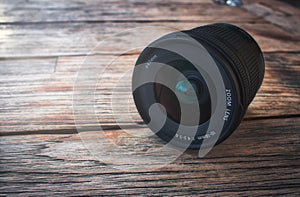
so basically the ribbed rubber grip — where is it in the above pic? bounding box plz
[185,23,265,106]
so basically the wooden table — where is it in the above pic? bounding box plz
[0,0,299,195]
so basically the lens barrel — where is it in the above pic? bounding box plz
[132,23,265,148]
[184,23,265,106]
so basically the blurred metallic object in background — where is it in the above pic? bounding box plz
[213,0,243,6]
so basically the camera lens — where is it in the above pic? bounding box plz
[132,23,265,148]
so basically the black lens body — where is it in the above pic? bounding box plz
[132,23,265,148]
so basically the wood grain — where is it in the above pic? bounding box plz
[244,0,300,34]
[0,0,300,195]
[0,0,258,23]
[0,52,299,135]
[0,22,299,59]
[0,117,299,195]
[0,58,56,75]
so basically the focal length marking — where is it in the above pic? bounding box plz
[145,55,157,68]
[175,130,216,141]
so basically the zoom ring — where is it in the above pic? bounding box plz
[187,23,265,106]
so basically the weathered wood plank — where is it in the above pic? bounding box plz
[243,0,300,35]
[0,0,258,23]
[0,57,56,75]
[0,0,299,195]
[0,53,299,135]
[0,22,299,59]
[0,117,299,195]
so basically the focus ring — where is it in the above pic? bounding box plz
[186,23,264,106]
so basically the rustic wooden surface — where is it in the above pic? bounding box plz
[0,0,300,195]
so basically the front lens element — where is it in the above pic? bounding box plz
[175,79,200,104]
[154,60,211,126]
